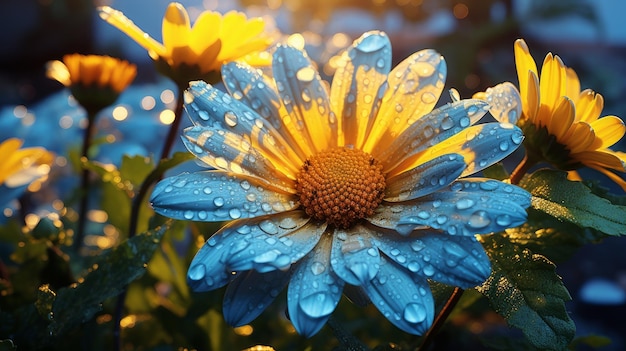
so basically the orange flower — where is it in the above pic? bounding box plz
[47,54,136,113]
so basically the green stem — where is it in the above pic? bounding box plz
[159,87,185,161]
[417,287,464,351]
[113,87,185,351]
[75,111,98,249]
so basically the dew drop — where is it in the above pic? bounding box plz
[407,261,420,272]
[355,32,387,53]
[478,181,498,191]
[440,116,454,130]
[455,198,475,210]
[163,185,173,193]
[511,130,524,144]
[229,208,242,219]
[259,220,279,234]
[421,92,437,104]
[495,214,512,226]
[183,210,194,220]
[310,261,326,275]
[499,140,510,151]
[188,263,206,281]
[213,197,225,207]
[296,66,315,83]
[423,125,435,138]
[403,302,427,323]
[422,264,435,277]
[299,292,336,318]
[468,210,491,229]
[224,111,238,127]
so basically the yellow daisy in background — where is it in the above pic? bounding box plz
[0,138,54,206]
[46,53,137,113]
[476,39,626,189]
[98,2,273,86]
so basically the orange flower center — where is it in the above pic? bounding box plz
[296,147,386,229]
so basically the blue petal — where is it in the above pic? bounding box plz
[288,234,344,337]
[385,153,466,201]
[371,230,491,288]
[150,171,297,222]
[330,31,391,148]
[360,257,434,335]
[330,225,381,285]
[377,100,489,172]
[187,211,320,290]
[185,81,302,173]
[221,61,310,161]
[482,82,522,124]
[182,126,295,192]
[371,178,530,235]
[223,269,291,326]
[226,211,326,273]
[273,45,336,154]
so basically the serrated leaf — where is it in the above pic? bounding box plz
[521,169,626,236]
[478,234,575,350]
[48,222,170,337]
[503,209,605,263]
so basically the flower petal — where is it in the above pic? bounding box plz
[185,81,303,177]
[151,171,297,222]
[330,225,381,285]
[514,39,538,108]
[223,269,291,326]
[575,89,604,123]
[371,178,530,236]
[162,3,192,60]
[480,82,521,124]
[330,31,391,148]
[182,126,295,192]
[416,122,524,177]
[548,96,575,140]
[360,256,434,335]
[288,233,344,337]
[377,99,489,175]
[384,153,466,202]
[221,61,309,160]
[589,116,625,149]
[364,49,446,153]
[272,45,337,155]
[371,230,491,288]
[226,211,326,273]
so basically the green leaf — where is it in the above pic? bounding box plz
[521,169,626,236]
[478,234,575,350]
[503,209,605,263]
[119,155,153,187]
[48,222,170,337]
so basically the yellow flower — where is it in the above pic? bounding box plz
[0,138,54,188]
[476,39,626,189]
[98,2,272,86]
[47,54,137,113]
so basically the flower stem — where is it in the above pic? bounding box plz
[159,87,185,161]
[113,87,184,351]
[417,287,464,351]
[509,153,537,185]
[75,111,98,249]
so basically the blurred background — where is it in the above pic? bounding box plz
[1,0,625,349]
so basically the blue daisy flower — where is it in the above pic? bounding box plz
[150,31,531,337]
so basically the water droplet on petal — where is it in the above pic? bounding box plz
[421,92,437,104]
[296,66,316,82]
[441,116,454,130]
[299,292,336,318]
[468,210,491,229]
[310,261,326,275]
[495,214,512,226]
[224,111,238,127]
[499,140,510,151]
[355,32,387,53]
[423,264,435,277]
[455,198,475,210]
[183,210,194,220]
[213,197,225,207]
[188,263,206,281]
[259,220,279,234]
[229,208,242,219]
[403,302,427,323]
